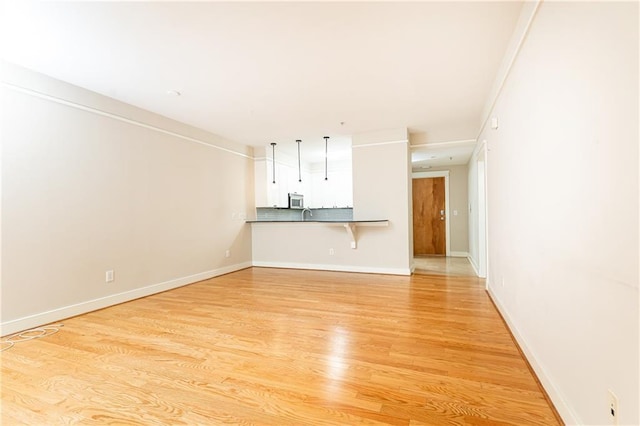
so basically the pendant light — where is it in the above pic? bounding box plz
[296,139,302,182]
[324,136,329,181]
[270,142,277,184]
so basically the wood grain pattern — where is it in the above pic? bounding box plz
[413,177,446,255]
[1,268,561,425]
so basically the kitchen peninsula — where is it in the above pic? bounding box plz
[251,128,412,276]
[247,207,388,249]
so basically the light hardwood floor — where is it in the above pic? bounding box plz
[413,256,477,277]
[1,267,561,425]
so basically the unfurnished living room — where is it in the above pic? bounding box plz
[1,1,638,425]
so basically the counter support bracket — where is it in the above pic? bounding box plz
[344,223,357,249]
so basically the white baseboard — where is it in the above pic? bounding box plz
[252,261,411,276]
[467,254,480,276]
[450,251,469,258]
[487,286,578,425]
[1,261,252,336]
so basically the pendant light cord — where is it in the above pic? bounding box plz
[324,136,329,181]
[296,140,302,182]
[270,142,276,184]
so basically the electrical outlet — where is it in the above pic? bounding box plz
[608,389,618,425]
[225,250,230,258]
[501,276,505,287]
[105,270,114,283]
[329,248,335,255]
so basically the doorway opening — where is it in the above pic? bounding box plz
[412,171,450,256]
[411,170,475,277]
[413,176,446,256]
[413,256,477,276]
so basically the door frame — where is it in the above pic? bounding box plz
[411,170,450,256]
[477,142,489,282]
[477,154,487,279]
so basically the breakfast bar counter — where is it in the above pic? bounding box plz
[246,219,389,249]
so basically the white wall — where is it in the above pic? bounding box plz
[1,63,255,335]
[352,128,412,271]
[473,2,638,424]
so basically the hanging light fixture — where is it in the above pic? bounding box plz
[296,139,302,182]
[324,136,329,181]
[270,142,277,184]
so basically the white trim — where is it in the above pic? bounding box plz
[411,170,451,256]
[2,82,253,160]
[487,287,579,425]
[0,262,253,336]
[478,149,488,280]
[351,139,408,149]
[470,138,488,165]
[468,141,488,280]
[477,1,542,140]
[410,139,477,149]
[467,255,480,276]
[450,251,468,258]
[252,261,411,276]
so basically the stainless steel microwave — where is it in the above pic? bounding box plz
[288,193,304,209]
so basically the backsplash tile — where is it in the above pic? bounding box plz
[256,208,353,221]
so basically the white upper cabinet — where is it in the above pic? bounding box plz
[260,138,353,208]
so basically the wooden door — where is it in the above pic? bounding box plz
[413,177,446,255]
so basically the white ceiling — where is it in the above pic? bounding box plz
[411,140,477,169]
[2,1,522,165]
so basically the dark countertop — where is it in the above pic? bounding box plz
[255,207,353,210]
[246,219,388,223]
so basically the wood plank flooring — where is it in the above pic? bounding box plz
[413,256,477,277]
[1,267,561,425]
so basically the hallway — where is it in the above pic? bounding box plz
[413,256,477,277]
